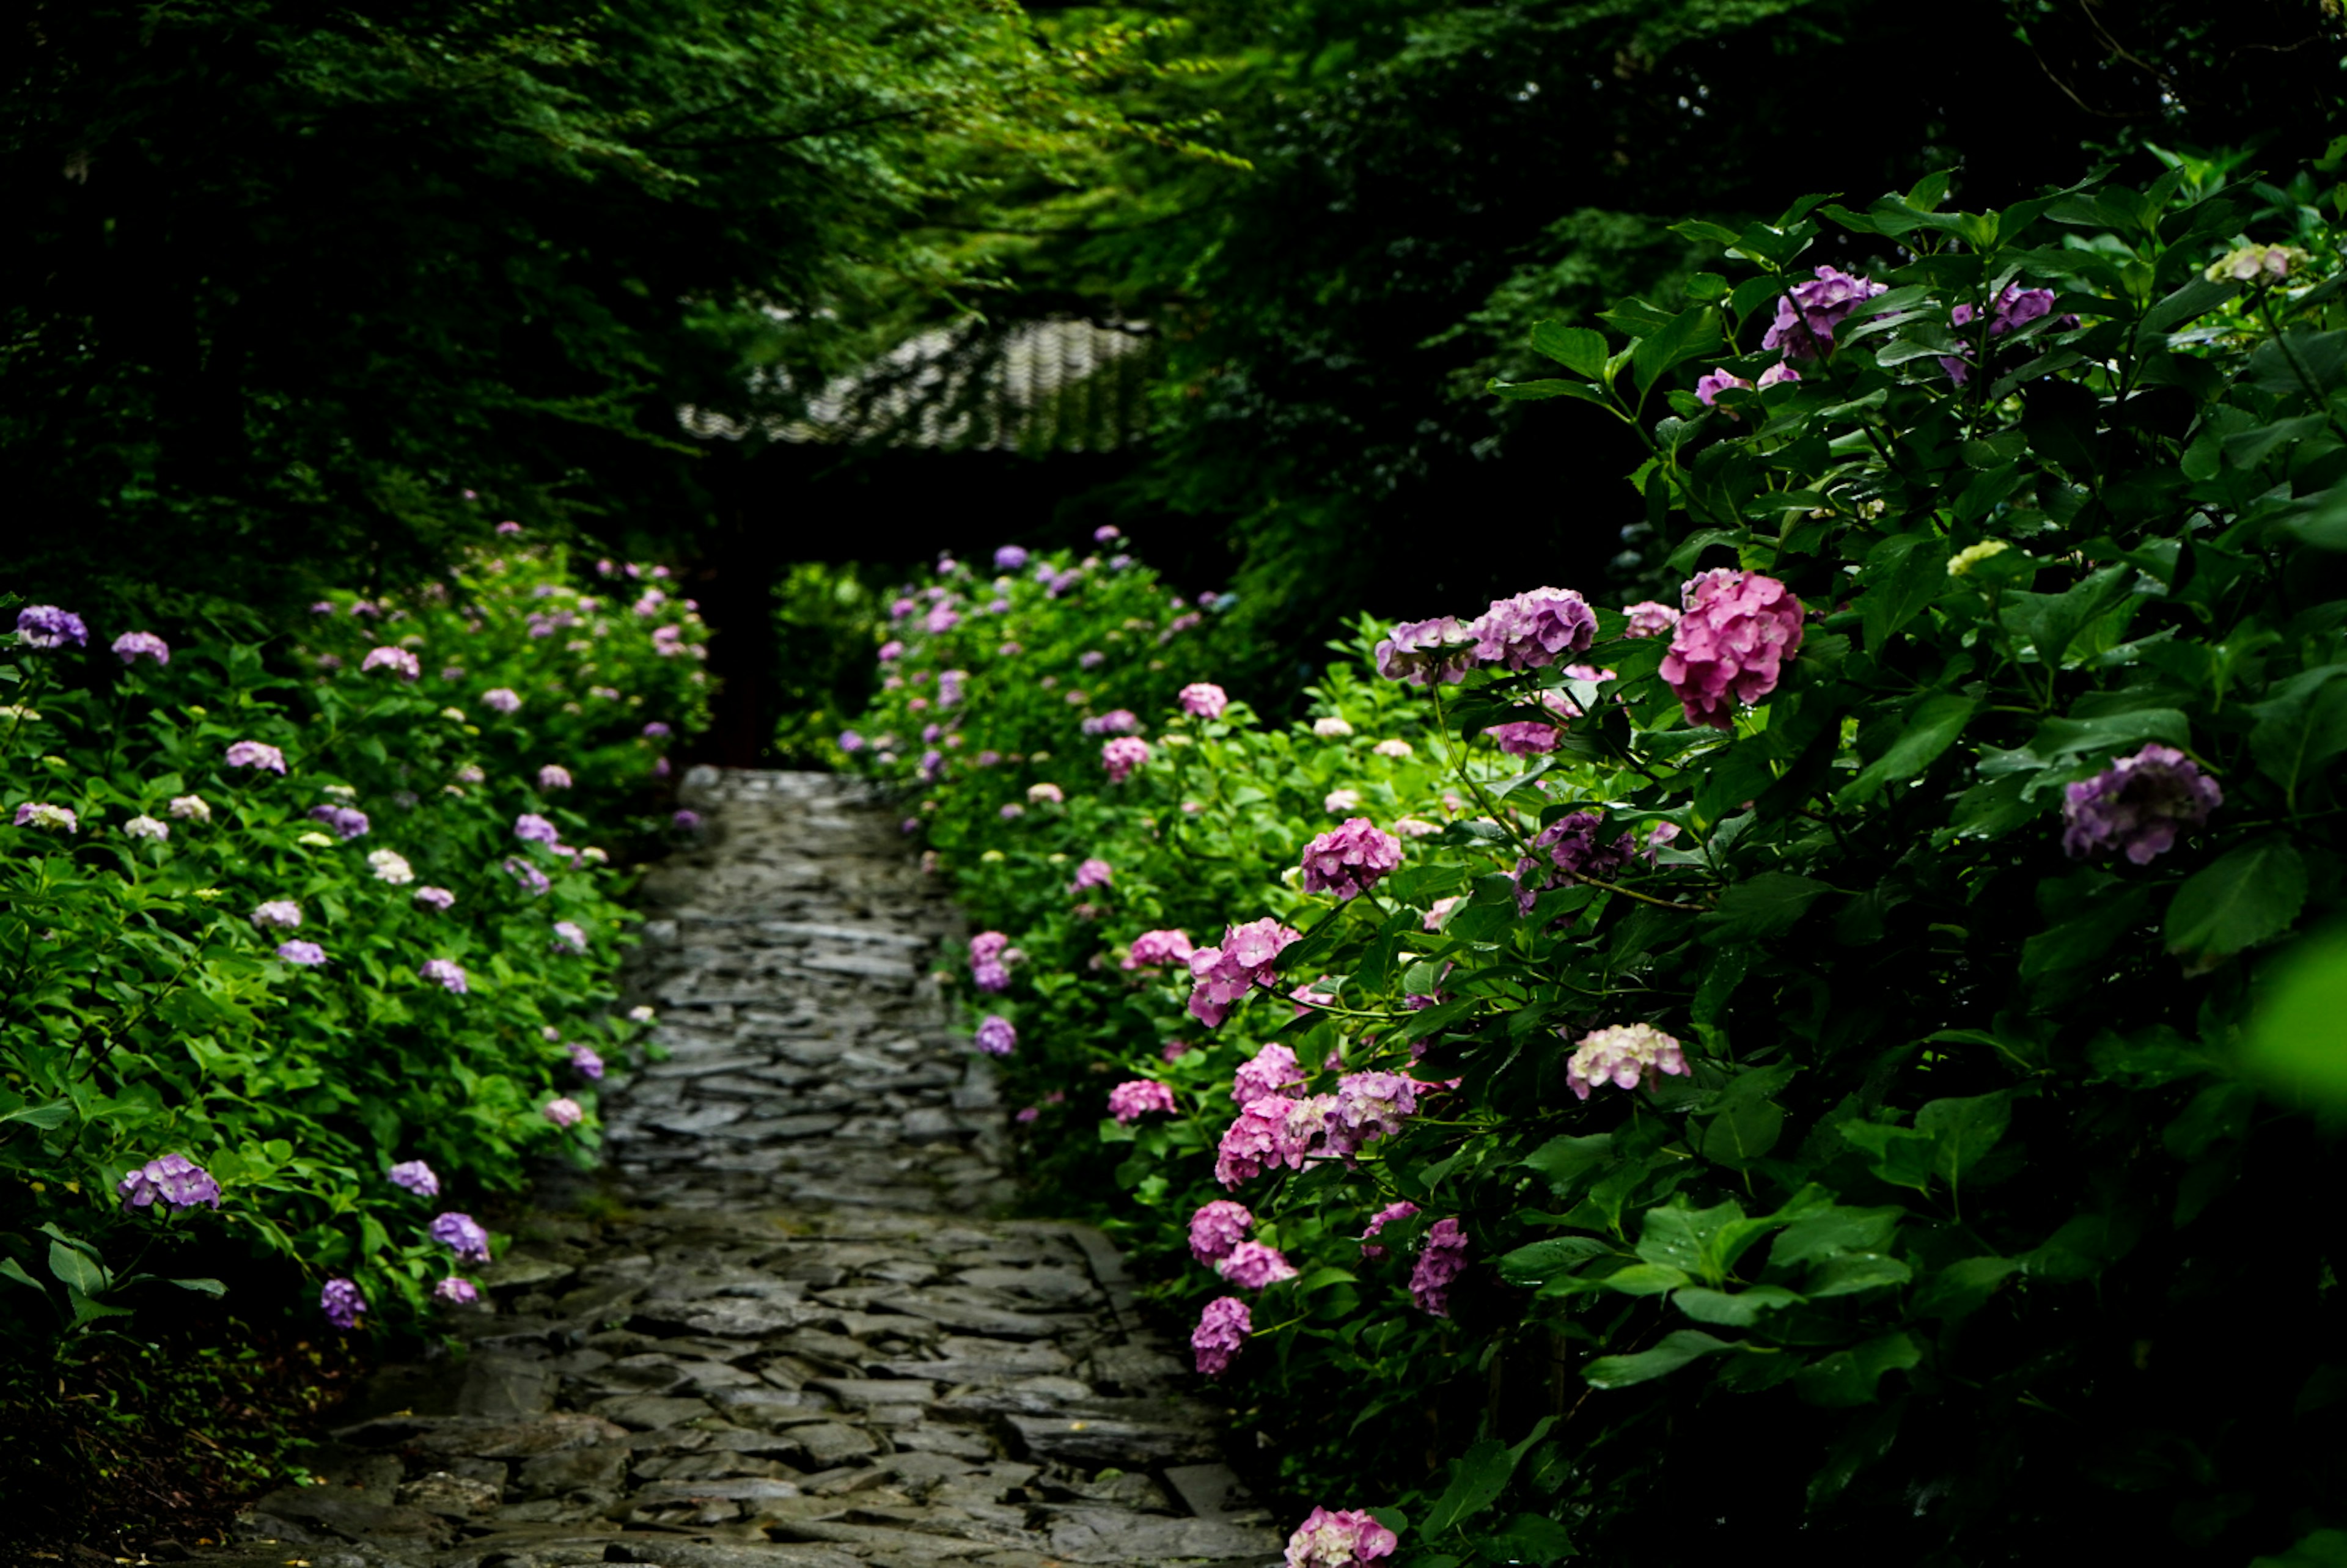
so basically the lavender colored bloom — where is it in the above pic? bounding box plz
[15,606,89,649]
[1107,1080,1177,1123]
[1485,720,1561,756]
[387,1160,440,1196]
[1566,1023,1689,1099]
[1694,367,1753,406]
[1623,601,1681,639]
[434,1277,480,1305]
[974,1014,1017,1057]
[111,631,171,665]
[513,813,560,844]
[837,730,864,752]
[1467,587,1596,671]
[1101,736,1150,783]
[1759,361,1802,389]
[429,1211,492,1262]
[973,960,1011,992]
[1298,818,1404,901]
[250,899,302,929]
[2061,744,2222,864]
[537,764,572,790]
[568,1042,605,1082]
[1411,1217,1469,1317]
[1514,811,1637,912]
[1070,857,1114,893]
[224,740,287,773]
[1180,683,1229,719]
[994,544,1030,570]
[1218,1240,1300,1290]
[1359,1200,1420,1260]
[543,1097,584,1127]
[276,940,327,966]
[118,1154,222,1211]
[13,802,76,833]
[1189,1200,1254,1264]
[553,920,588,953]
[1761,265,1888,359]
[504,857,551,896]
[307,804,370,840]
[673,808,702,830]
[1942,285,2065,382]
[1331,1071,1419,1152]
[419,958,469,994]
[1373,616,1477,687]
[321,1277,367,1328]
[413,885,455,912]
[361,646,421,680]
[482,687,521,714]
[1082,709,1142,736]
[1123,928,1195,970]
[1231,1042,1305,1108]
[123,814,169,841]
[1187,918,1303,1029]
[1192,1295,1251,1377]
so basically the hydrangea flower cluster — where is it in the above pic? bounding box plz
[276,940,328,966]
[1761,265,1887,359]
[414,886,456,912]
[224,740,287,773]
[1218,1240,1299,1289]
[1107,1080,1177,1123]
[1514,811,1636,910]
[112,631,170,665]
[1070,857,1114,893]
[553,920,589,954]
[1329,1071,1419,1153]
[367,849,414,884]
[1409,1217,1469,1316]
[1565,1023,1689,1099]
[118,1154,222,1211]
[1101,736,1150,783]
[971,930,1013,992]
[1659,569,1806,729]
[1285,1507,1399,1568]
[505,857,551,896]
[1082,709,1141,736]
[1694,360,1801,412]
[1298,818,1403,901]
[435,1277,480,1306]
[482,687,521,714]
[307,804,370,840]
[1372,617,1477,687]
[1485,720,1560,756]
[1122,928,1194,970]
[568,1042,605,1081]
[544,1097,584,1127]
[419,958,469,994]
[1232,1043,1302,1105]
[361,646,421,680]
[1623,599,1681,639]
[429,1211,492,1262]
[1191,1295,1251,1377]
[321,1277,367,1329]
[1186,918,1302,1028]
[1189,1200,1254,1264]
[169,795,211,821]
[1467,587,1597,670]
[1939,284,2063,383]
[2060,744,2222,865]
[1359,1200,1419,1260]
[123,815,169,841]
[14,802,76,832]
[975,1014,1017,1057]
[387,1160,439,1196]
[1179,683,1229,718]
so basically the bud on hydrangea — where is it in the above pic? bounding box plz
[1100,736,1150,783]
[1218,1240,1299,1290]
[429,1212,492,1262]
[119,1154,222,1211]
[1298,818,1403,901]
[387,1160,439,1196]
[1285,1507,1400,1568]
[1189,1200,1254,1264]
[1373,617,1476,686]
[1192,1295,1252,1377]
[1565,1023,1689,1099]
[1410,1217,1469,1317]
[1660,569,1805,729]
[1467,587,1596,671]
[975,1015,1017,1057]
[2061,744,2221,865]
[1180,683,1230,718]
[321,1276,367,1328]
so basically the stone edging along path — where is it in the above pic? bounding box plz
[193,769,1282,1568]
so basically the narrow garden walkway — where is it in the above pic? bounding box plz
[198,771,1280,1568]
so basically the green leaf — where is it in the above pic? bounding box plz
[0,1097,73,1130]
[1420,1423,1548,1536]
[2249,666,2347,796]
[1497,1236,1616,1286]
[1631,307,1724,396]
[170,1277,229,1297]
[48,1240,106,1296]
[1793,1333,1920,1407]
[2026,708,2190,758]
[1699,873,1831,943]
[1672,1284,1802,1326]
[1522,1134,1615,1197]
[1485,1513,1578,1563]
[0,1257,45,1293]
[1489,378,1612,406]
[1604,1262,1692,1296]
[1699,1094,1785,1168]
[1916,1091,2013,1187]
[2242,925,2347,1107]
[1838,695,1977,805]
[1584,1330,1734,1388]
[1804,1252,1913,1297]
[2164,839,2307,961]
[1910,1256,2016,1319]
[1634,1198,1774,1285]
[1838,1121,1936,1193]
[1772,1204,1903,1267]
[1528,321,1611,379]
[2249,1528,2347,1568]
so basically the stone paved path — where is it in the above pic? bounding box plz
[195,771,1280,1568]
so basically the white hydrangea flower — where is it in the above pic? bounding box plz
[167,794,211,822]
[124,815,170,841]
[1312,716,1354,737]
[367,849,415,885]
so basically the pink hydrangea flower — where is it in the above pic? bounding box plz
[1565,1022,1688,1099]
[1298,817,1403,901]
[1484,720,1560,755]
[482,687,521,714]
[1359,1200,1419,1259]
[1180,683,1230,718]
[1186,918,1302,1028]
[1107,1080,1177,1123]
[1660,568,1805,729]
[1101,735,1150,783]
[1623,600,1681,639]
[1467,587,1596,671]
[1331,1071,1419,1152]
[1070,857,1114,893]
[1232,1042,1304,1106]
[1214,1097,1309,1188]
[361,646,421,680]
[1373,617,1475,686]
[1123,929,1194,970]
[111,631,170,665]
[1286,1508,1398,1568]
[975,1015,1017,1057]
[1761,265,1887,359]
[537,764,572,789]
[1218,1240,1299,1289]
[224,740,287,773]
[1189,1200,1254,1264]
[543,1097,584,1127]
[434,1277,480,1306]
[1192,1295,1252,1377]
[1411,1217,1469,1317]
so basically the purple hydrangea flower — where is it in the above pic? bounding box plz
[1298,818,1404,901]
[1485,720,1561,755]
[1189,1200,1254,1265]
[513,813,560,844]
[975,1014,1017,1057]
[1694,367,1753,406]
[643,721,672,739]
[1187,918,1303,1029]
[361,646,421,680]
[307,804,370,840]
[419,958,469,994]
[1082,709,1141,736]
[2061,744,2222,865]
[1287,1508,1399,1568]
[1217,1240,1300,1290]
[543,1096,584,1127]
[428,1212,492,1262]
[1359,1200,1420,1260]
[502,855,549,895]
[321,1276,367,1328]
[1373,617,1476,686]
[568,1042,605,1082]
[1761,265,1888,359]
[224,740,287,774]
[111,631,170,665]
[673,809,702,830]
[387,1160,439,1196]
[250,899,302,929]
[1180,683,1229,719]
[413,886,455,912]
[16,606,89,649]
[1101,736,1150,783]
[276,940,328,966]
[1467,587,1596,671]
[13,802,77,833]
[552,920,588,953]
[537,764,572,790]
[994,544,1030,571]
[482,687,521,714]
[434,1277,479,1305]
[1410,1217,1469,1317]
[1070,857,1114,894]
[1514,811,1637,912]
[118,1154,222,1211]
[1192,1295,1251,1377]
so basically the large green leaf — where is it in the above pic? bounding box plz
[2248,666,2347,798]
[1584,1330,1735,1389]
[1528,321,1610,379]
[1838,694,1978,805]
[2165,839,2307,961]
[1793,1333,1920,1407]
[47,1239,106,1296]
[1699,874,1831,943]
[2242,925,2347,1107]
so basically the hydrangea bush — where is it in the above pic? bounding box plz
[1,535,700,1356]
[853,163,2347,1564]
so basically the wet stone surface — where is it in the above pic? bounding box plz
[197,771,1279,1568]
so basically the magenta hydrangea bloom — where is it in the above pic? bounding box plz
[1189,1200,1254,1265]
[1331,1071,1419,1152]
[1180,683,1230,719]
[1661,568,1806,729]
[224,740,287,773]
[1192,1295,1252,1377]
[975,1014,1017,1057]
[1761,265,1887,359]
[429,1211,492,1262]
[387,1160,439,1196]
[1373,616,1476,687]
[1123,928,1194,970]
[1486,720,1562,757]
[1107,1080,1177,1124]
[17,606,90,649]
[1232,1042,1304,1106]
[111,631,170,665]
[419,958,469,994]
[1214,1096,1312,1188]
[1286,1507,1400,1568]
[973,963,1010,992]
[1082,709,1141,738]
[14,802,78,832]
[1411,1217,1469,1317]
[118,1154,222,1211]
[1359,1200,1420,1260]
[543,1097,584,1128]
[1101,735,1151,783]
[1623,600,1681,639]
[414,886,455,912]
[434,1277,480,1306]
[321,1277,367,1328]
[1218,1240,1300,1290]
[1941,284,2063,381]
[1565,1023,1689,1099]
[1467,587,1596,672]
[1695,367,1753,406]
[361,646,421,680]
[2061,744,2222,864]
[1298,818,1403,901]
[568,1042,605,1082]
[276,940,327,966]
[307,804,370,840]
[1187,918,1303,1028]
[1070,858,1114,895]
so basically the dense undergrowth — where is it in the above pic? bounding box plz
[850,161,2347,1566]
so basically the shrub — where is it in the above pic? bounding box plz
[854,163,2347,1564]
